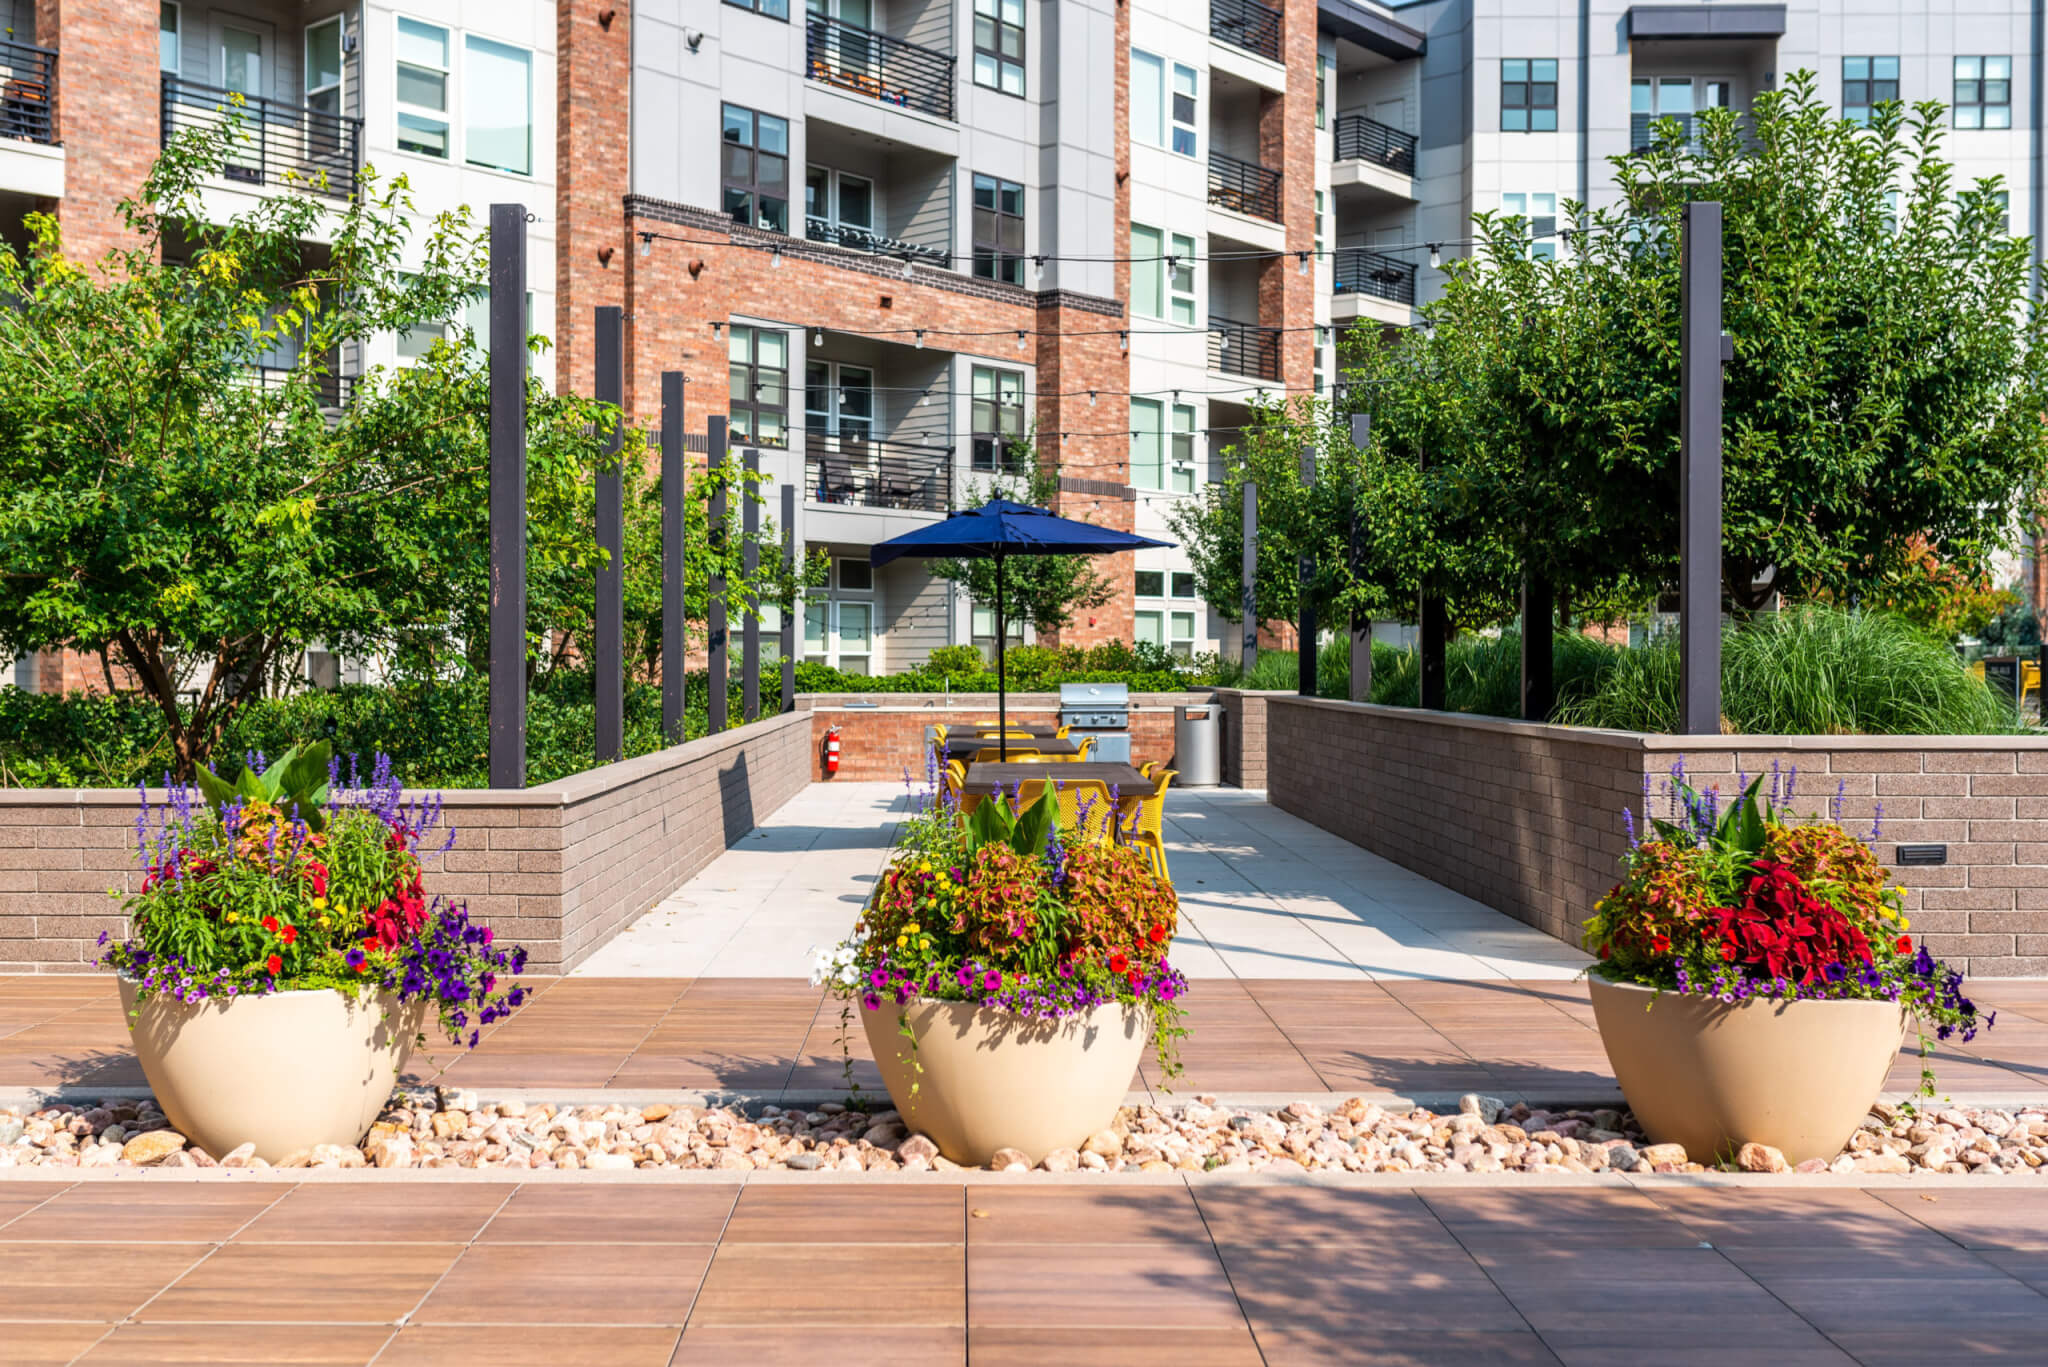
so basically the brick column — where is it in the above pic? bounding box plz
[1272,0,1319,392]
[1034,300,1132,649]
[37,0,158,262]
[557,0,630,401]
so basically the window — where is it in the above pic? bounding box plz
[1131,224,1162,318]
[1168,232,1195,325]
[973,0,1024,96]
[1631,76,1725,150]
[1135,570,1164,597]
[1955,57,2011,129]
[1170,404,1196,493]
[1314,189,1326,253]
[396,284,531,363]
[396,19,450,160]
[828,602,873,674]
[971,366,1025,471]
[1314,325,1329,394]
[1135,571,1197,659]
[466,37,533,175]
[728,0,791,17]
[728,325,789,448]
[1317,54,1329,130]
[305,17,342,116]
[806,167,874,232]
[723,105,791,233]
[1131,226,1195,323]
[1501,59,1557,131]
[837,557,873,592]
[1501,192,1558,259]
[1131,397,1163,491]
[1842,56,1898,126]
[972,173,1024,283]
[1132,51,1198,156]
[805,362,873,440]
[159,2,180,72]
[971,603,1024,661]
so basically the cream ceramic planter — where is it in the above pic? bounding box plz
[120,978,426,1163]
[861,998,1150,1167]
[1589,976,1906,1165]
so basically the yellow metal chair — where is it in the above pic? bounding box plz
[1016,777,1118,846]
[1118,767,1175,883]
[973,745,1041,763]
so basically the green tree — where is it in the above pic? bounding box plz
[927,436,1115,639]
[0,116,786,771]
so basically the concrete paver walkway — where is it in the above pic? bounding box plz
[574,783,1589,982]
[6,1177,2048,1365]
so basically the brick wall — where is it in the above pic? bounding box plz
[798,693,1223,783]
[0,711,813,975]
[1267,698,2048,976]
[40,0,158,262]
[1213,688,1289,790]
[555,0,630,397]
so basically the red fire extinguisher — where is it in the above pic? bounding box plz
[823,725,842,776]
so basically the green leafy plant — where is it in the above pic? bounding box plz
[192,742,333,833]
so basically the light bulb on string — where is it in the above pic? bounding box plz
[914,329,925,349]
[1427,243,1441,269]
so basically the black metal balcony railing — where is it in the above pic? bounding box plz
[1332,112,1416,176]
[805,215,950,268]
[1631,111,1697,154]
[0,40,56,145]
[1208,316,1282,381]
[162,75,361,200]
[1332,247,1417,306]
[249,364,352,409]
[805,14,956,121]
[1208,150,1282,222]
[806,431,954,513]
[1210,0,1282,62]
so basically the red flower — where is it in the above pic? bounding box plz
[261,915,280,933]
[1895,935,1912,955]
[305,861,329,896]
[1127,971,1141,990]
[265,954,282,975]
[279,924,298,947]
[1108,952,1130,974]
[1147,924,1167,944]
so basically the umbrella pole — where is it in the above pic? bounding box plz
[996,548,1007,763]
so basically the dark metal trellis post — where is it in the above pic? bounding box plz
[486,203,527,790]
[661,372,687,744]
[742,447,761,723]
[1680,201,1724,736]
[594,307,624,764]
[1418,444,1446,711]
[781,484,797,713]
[707,416,730,734]
[1240,482,1258,676]
[1298,445,1317,697]
[1348,412,1371,704]
[1521,574,1555,722]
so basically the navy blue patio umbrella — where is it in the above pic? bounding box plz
[869,498,1173,759]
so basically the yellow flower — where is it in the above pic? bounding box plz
[312,896,328,910]
[904,923,920,935]
[225,912,238,924]
[896,934,908,947]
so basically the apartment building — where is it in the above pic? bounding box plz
[3,0,558,692]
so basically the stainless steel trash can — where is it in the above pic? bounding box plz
[1174,704,1222,787]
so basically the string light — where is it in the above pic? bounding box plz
[1427,243,1441,269]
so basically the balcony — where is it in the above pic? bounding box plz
[805,432,954,513]
[246,363,353,410]
[1209,315,1281,381]
[0,40,56,146]
[162,75,361,200]
[1210,0,1281,63]
[1208,150,1281,223]
[805,14,956,122]
[805,215,950,269]
[1333,247,1416,306]
[1333,113,1415,176]
[1631,112,1697,154]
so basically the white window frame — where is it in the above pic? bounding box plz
[1131,396,1164,492]
[1168,231,1196,325]
[832,600,874,674]
[160,1,181,73]
[1131,222,1164,319]
[463,33,534,176]
[1133,49,1198,157]
[1501,191,1558,260]
[395,17,451,162]
[304,14,343,115]
[1170,403,1196,494]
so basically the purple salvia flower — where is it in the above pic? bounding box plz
[1622,805,1638,849]
[1869,801,1884,843]
[1832,778,1846,823]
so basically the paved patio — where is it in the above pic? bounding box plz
[6,1177,2048,1365]
[574,783,1590,981]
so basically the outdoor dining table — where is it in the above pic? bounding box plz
[943,735,1081,761]
[957,722,1066,738]
[958,761,1150,797]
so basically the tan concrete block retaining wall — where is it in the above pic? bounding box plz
[0,710,813,975]
[1267,697,2048,977]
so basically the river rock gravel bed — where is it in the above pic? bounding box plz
[3,1092,2045,1176]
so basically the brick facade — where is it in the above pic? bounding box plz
[798,693,1215,784]
[555,0,631,399]
[0,711,814,974]
[1267,697,2048,977]
[38,0,158,263]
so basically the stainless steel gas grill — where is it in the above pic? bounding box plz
[1058,681,1133,764]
